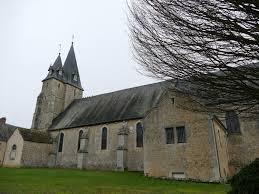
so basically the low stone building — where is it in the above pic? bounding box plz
[1,43,258,182]
[3,128,52,167]
[0,118,18,166]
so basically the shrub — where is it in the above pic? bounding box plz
[228,158,259,194]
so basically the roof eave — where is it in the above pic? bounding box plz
[48,116,144,131]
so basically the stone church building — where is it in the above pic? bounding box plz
[0,43,258,182]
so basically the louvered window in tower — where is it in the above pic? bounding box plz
[73,74,78,81]
[59,70,63,76]
[49,69,53,75]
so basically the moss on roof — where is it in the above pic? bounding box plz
[18,128,52,144]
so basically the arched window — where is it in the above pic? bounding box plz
[10,144,17,160]
[136,122,143,147]
[58,133,64,152]
[78,130,83,151]
[101,127,107,150]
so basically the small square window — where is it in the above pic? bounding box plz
[176,126,186,143]
[165,128,174,144]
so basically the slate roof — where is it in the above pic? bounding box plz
[0,123,19,142]
[43,44,83,90]
[18,128,52,144]
[43,54,63,82]
[52,54,62,69]
[63,43,83,89]
[49,81,170,130]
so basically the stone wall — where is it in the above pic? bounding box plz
[143,93,220,181]
[21,141,52,167]
[32,79,83,130]
[51,128,79,168]
[227,117,259,176]
[64,84,83,109]
[32,79,66,129]
[50,119,144,171]
[3,129,24,167]
[127,120,144,171]
[0,141,6,166]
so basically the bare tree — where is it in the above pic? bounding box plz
[129,0,259,115]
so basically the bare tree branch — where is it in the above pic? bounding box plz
[129,0,259,115]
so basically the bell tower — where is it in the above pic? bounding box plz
[31,43,84,130]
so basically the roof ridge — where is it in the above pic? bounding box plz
[80,81,166,101]
[6,123,26,129]
[19,128,47,134]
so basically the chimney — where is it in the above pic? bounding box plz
[0,117,6,128]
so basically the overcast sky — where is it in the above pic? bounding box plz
[0,0,157,128]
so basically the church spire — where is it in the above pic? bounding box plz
[52,53,62,69]
[43,53,63,82]
[63,43,83,90]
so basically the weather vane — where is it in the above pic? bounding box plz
[72,34,75,44]
[58,44,61,54]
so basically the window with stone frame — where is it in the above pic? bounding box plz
[226,111,241,134]
[77,130,83,151]
[101,127,108,150]
[136,122,143,147]
[165,127,174,144]
[58,133,64,152]
[176,126,186,143]
[10,144,17,160]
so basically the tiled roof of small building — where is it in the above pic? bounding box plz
[49,81,170,130]
[18,128,52,144]
[0,123,20,142]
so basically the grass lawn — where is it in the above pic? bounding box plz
[0,168,230,194]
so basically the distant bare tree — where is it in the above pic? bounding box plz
[129,0,259,115]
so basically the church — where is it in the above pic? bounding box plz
[0,43,258,182]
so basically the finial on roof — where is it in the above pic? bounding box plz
[58,44,61,55]
[72,34,75,45]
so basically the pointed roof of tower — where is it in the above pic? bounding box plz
[43,53,64,82]
[63,43,83,90]
[52,53,62,69]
